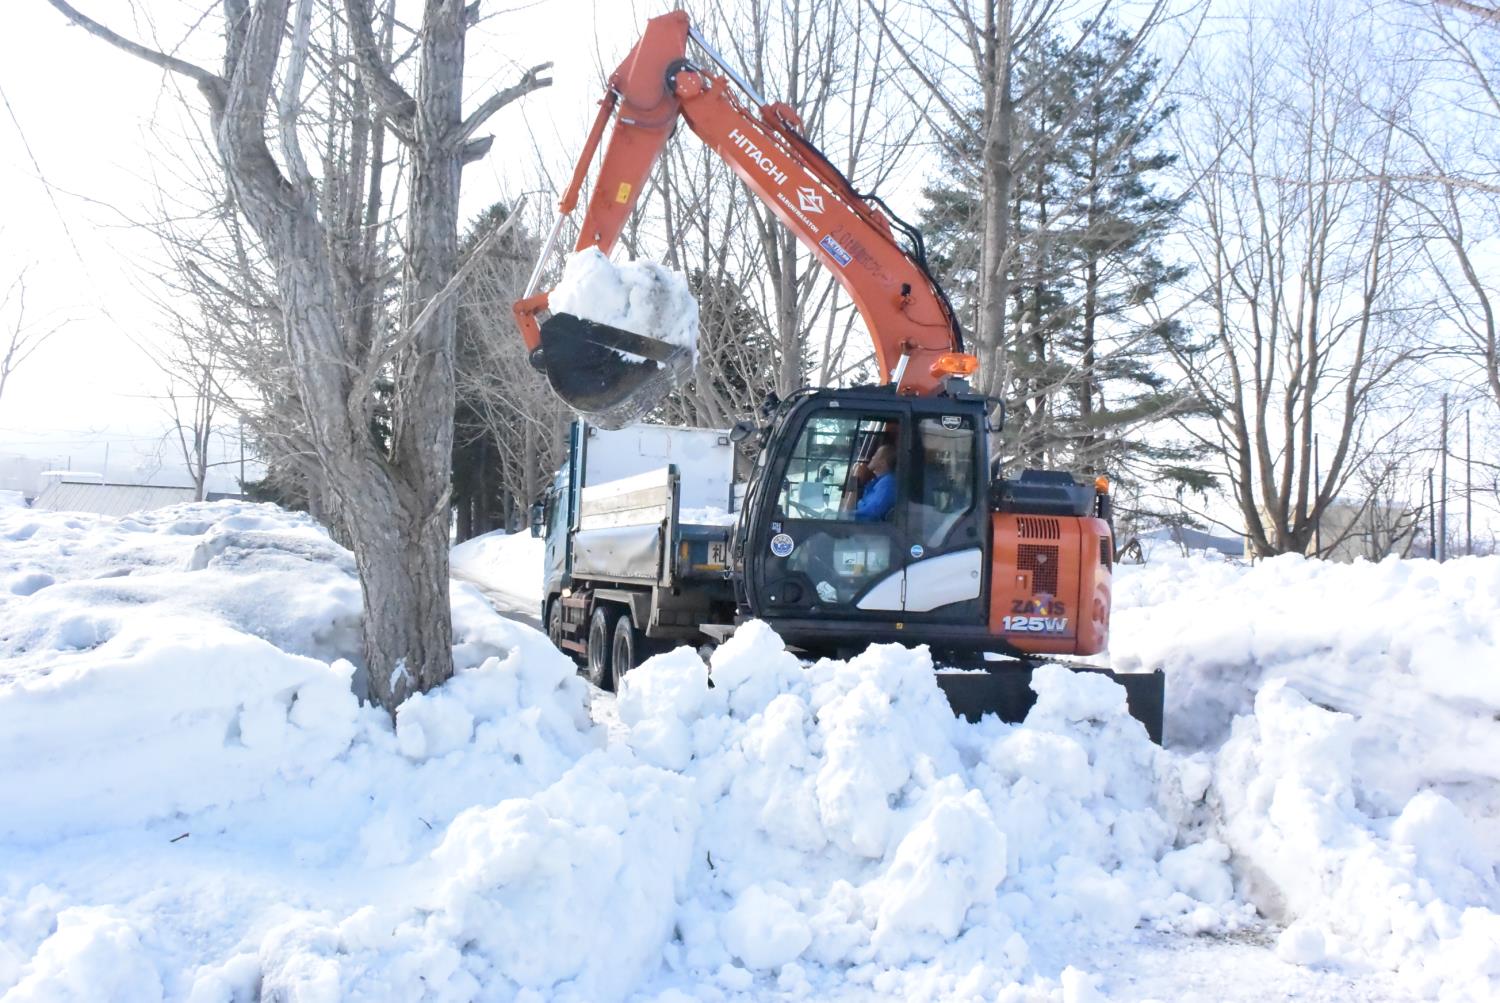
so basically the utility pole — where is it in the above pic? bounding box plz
[1440,394,1448,562]
[1313,433,1321,557]
[238,419,246,492]
[1428,469,1437,560]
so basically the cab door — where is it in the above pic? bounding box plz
[892,411,987,623]
[748,406,911,618]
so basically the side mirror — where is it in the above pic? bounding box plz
[529,502,545,538]
[729,420,758,443]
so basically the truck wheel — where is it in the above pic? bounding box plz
[611,611,642,686]
[586,604,618,690]
[546,599,567,655]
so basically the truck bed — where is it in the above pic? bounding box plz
[569,466,732,585]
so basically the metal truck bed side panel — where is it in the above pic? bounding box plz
[572,524,663,582]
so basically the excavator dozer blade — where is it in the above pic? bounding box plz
[936,665,1165,744]
[538,313,694,429]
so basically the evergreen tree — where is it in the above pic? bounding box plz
[451,203,563,541]
[919,25,1212,528]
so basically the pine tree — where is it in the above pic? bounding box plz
[919,25,1212,527]
[451,203,562,541]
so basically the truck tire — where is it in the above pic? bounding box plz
[611,611,642,686]
[587,604,618,690]
[546,599,567,655]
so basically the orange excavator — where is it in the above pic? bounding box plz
[513,12,1164,740]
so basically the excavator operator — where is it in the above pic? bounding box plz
[843,444,897,521]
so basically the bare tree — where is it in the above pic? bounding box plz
[0,269,64,406]
[1168,0,1424,557]
[46,1,549,710]
[1401,2,1500,412]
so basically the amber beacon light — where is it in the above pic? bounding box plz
[930,353,980,377]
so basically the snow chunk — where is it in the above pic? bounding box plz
[550,247,699,359]
[866,785,1008,960]
[1276,921,1326,966]
[3,907,163,1003]
[721,884,812,971]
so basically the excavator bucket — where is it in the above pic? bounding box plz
[935,665,1166,744]
[538,313,695,429]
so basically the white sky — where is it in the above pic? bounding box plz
[0,0,656,491]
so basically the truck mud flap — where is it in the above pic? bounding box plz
[936,666,1165,745]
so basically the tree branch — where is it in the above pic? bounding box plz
[342,0,416,138]
[277,0,316,191]
[45,0,226,108]
[1435,0,1500,24]
[456,62,553,146]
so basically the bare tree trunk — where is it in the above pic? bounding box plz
[978,1,1016,399]
[46,0,549,711]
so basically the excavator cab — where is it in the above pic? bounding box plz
[737,388,995,649]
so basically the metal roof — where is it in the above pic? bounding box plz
[32,481,199,517]
[1143,525,1246,558]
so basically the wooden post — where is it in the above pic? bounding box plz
[1466,410,1473,557]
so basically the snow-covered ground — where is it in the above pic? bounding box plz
[451,529,545,617]
[1,501,1495,1001]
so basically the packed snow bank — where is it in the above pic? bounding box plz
[1,501,598,1000]
[3,504,1491,1000]
[550,246,699,359]
[450,528,544,611]
[1114,553,1500,998]
[1,504,363,841]
[0,504,591,847]
[1218,682,1500,1000]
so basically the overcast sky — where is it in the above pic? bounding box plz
[0,0,651,490]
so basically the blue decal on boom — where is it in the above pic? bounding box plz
[819,234,853,267]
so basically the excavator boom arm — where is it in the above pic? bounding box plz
[515,11,971,399]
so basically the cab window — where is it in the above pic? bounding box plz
[777,412,900,522]
[908,415,976,547]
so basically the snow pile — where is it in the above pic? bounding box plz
[5,501,1496,1000]
[1114,553,1500,997]
[216,624,1244,1002]
[678,504,739,526]
[1217,682,1500,999]
[1,502,599,1000]
[450,528,545,610]
[0,504,365,840]
[550,246,699,359]
[591,623,1248,1000]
